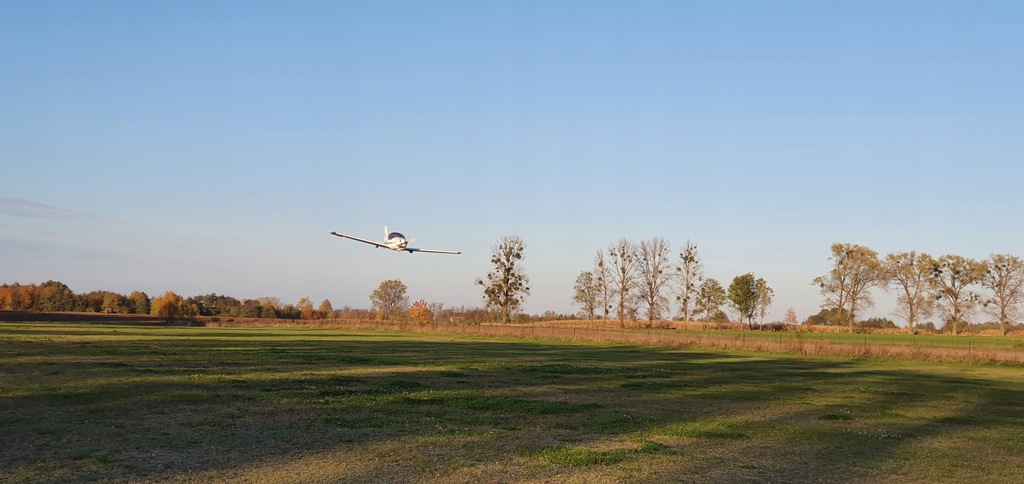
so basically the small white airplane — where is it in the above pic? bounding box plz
[329,226,461,254]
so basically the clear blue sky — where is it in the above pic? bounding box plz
[2,1,1022,322]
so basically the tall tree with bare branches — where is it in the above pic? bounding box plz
[571,271,600,320]
[812,243,884,333]
[674,240,703,322]
[783,307,799,326]
[982,254,1024,335]
[593,250,612,320]
[637,237,673,326]
[883,251,936,329]
[930,255,987,336]
[476,235,530,323]
[607,239,639,326]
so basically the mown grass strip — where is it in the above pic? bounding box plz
[395,391,601,414]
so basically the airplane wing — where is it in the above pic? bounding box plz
[329,231,388,249]
[406,248,462,255]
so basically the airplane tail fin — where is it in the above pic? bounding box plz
[384,226,388,239]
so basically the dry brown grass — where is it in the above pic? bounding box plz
[198,317,1024,366]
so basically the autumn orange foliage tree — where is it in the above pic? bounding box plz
[150,291,184,322]
[409,299,430,326]
[297,297,318,320]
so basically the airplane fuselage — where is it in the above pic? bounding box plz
[385,232,409,251]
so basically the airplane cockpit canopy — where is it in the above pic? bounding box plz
[387,232,405,240]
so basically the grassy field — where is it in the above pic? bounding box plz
[722,329,1024,349]
[3,323,1024,483]
[202,317,1024,364]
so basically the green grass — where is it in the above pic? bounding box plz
[530,446,631,466]
[70,450,111,464]
[649,419,750,440]
[2,322,1024,482]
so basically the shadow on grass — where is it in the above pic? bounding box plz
[2,324,1024,482]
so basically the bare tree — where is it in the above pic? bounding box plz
[607,239,639,326]
[476,235,530,323]
[882,251,936,329]
[637,237,673,326]
[428,302,445,324]
[571,271,600,319]
[370,279,410,320]
[982,254,1024,335]
[593,250,612,319]
[674,240,703,322]
[783,307,798,326]
[812,243,884,333]
[930,255,987,336]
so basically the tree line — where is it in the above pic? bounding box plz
[813,243,1024,335]
[0,280,357,322]
[7,236,729,326]
[571,238,774,329]
[567,240,1024,336]
[0,234,540,325]
[0,281,152,314]
[3,237,776,327]
[9,239,1019,335]
[0,281,542,327]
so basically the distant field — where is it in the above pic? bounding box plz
[3,322,1024,482]
[696,327,1024,350]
